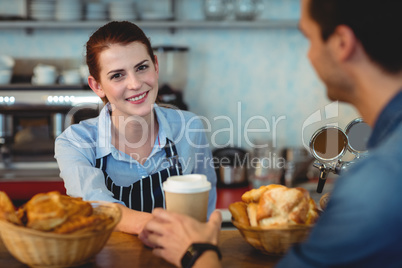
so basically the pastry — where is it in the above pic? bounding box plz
[53,214,113,234]
[319,192,330,210]
[26,191,69,231]
[0,191,22,225]
[247,202,259,227]
[228,201,249,227]
[241,184,285,203]
[257,186,315,226]
[1,191,113,234]
[230,184,320,228]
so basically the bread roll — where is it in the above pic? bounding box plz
[0,191,22,225]
[230,184,320,228]
[241,184,285,203]
[247,203,259,227]
[320,192,330,210]
[228,202,249,227]
[257,186,310,225]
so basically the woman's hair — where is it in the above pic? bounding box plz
[86,21,156,103]
[309,0,402,74]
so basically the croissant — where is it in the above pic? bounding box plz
[25,191,69,231]
[0,191,22,225]
[0,191,112,234]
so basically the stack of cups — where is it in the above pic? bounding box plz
[29,0,55,21]
[85,2,107,21]
[55,0,83,21]
[163,174,211,222]
[109,1,137,21]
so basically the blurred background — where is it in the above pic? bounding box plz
[0,0,359,205]
[0,0,359,149]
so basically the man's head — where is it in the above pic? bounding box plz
[299,0,402,103]
[308,0,402,74]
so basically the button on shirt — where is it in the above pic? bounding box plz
[277,91,402,268]
[55,104,217,217]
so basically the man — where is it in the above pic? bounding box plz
[139,0,402,267]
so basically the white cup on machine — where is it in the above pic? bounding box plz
[32,64,57,85]
[163,174,211,222]
[60,69,81,85]
[0,55,15,85]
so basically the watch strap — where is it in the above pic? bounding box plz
[181,243,222,268]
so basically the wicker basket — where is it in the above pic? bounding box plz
[232,220,313,256]
[0,201,121,268]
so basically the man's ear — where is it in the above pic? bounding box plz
[331,25,357,62]
[88,76,105,98]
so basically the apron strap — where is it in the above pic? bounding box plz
[95,155,108,171]
[164,138,176,158]
[97,138,182,212]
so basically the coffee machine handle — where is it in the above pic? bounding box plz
[314,163,329,193]
[317,172,328,193]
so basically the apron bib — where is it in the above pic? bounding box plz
[95,138,183,212]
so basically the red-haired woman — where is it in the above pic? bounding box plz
[55,21,217,234]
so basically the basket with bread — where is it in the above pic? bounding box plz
[229,184,320,255]
[0,191,121,267]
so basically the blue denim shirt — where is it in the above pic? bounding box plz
[277,91,402,268]
[55,104,217,217]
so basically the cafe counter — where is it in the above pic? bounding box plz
[1,230,280,267]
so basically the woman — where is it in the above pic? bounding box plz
[54,21,217,234]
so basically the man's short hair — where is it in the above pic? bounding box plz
[309,0,402,73]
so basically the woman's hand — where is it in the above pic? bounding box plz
[114,204,154,234]
[139,208,222,267]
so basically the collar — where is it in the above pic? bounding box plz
[153,104,175,147]
[96,103,174,158]
[367,90,402,148]
[96,103,113,158]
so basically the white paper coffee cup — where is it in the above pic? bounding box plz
[163,174,211,222]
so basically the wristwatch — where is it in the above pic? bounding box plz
[181,243,222,268]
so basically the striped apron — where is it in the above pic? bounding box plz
[95,138,183,212]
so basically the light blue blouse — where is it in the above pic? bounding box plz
[55,103,217,217]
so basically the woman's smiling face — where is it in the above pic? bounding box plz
[91,41,159,119]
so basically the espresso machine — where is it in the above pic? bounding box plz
[0,87,101,177]
[309,118,372,193]
[153,46,189,110]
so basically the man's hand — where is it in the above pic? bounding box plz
[139,208,222,267]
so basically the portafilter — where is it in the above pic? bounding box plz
[309,118,371,193]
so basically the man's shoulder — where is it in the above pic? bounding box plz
[335,122,402,198]
[377,122,402,155]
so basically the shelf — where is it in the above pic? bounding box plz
[0,19,299,30]
[0,84,90,91]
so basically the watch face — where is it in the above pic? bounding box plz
[181,243,222,268]
[181,248,195,268]
[188,245,197,255]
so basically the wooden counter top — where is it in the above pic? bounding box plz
[1,230,281,267]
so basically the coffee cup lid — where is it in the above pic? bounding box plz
[163,174,211,194]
